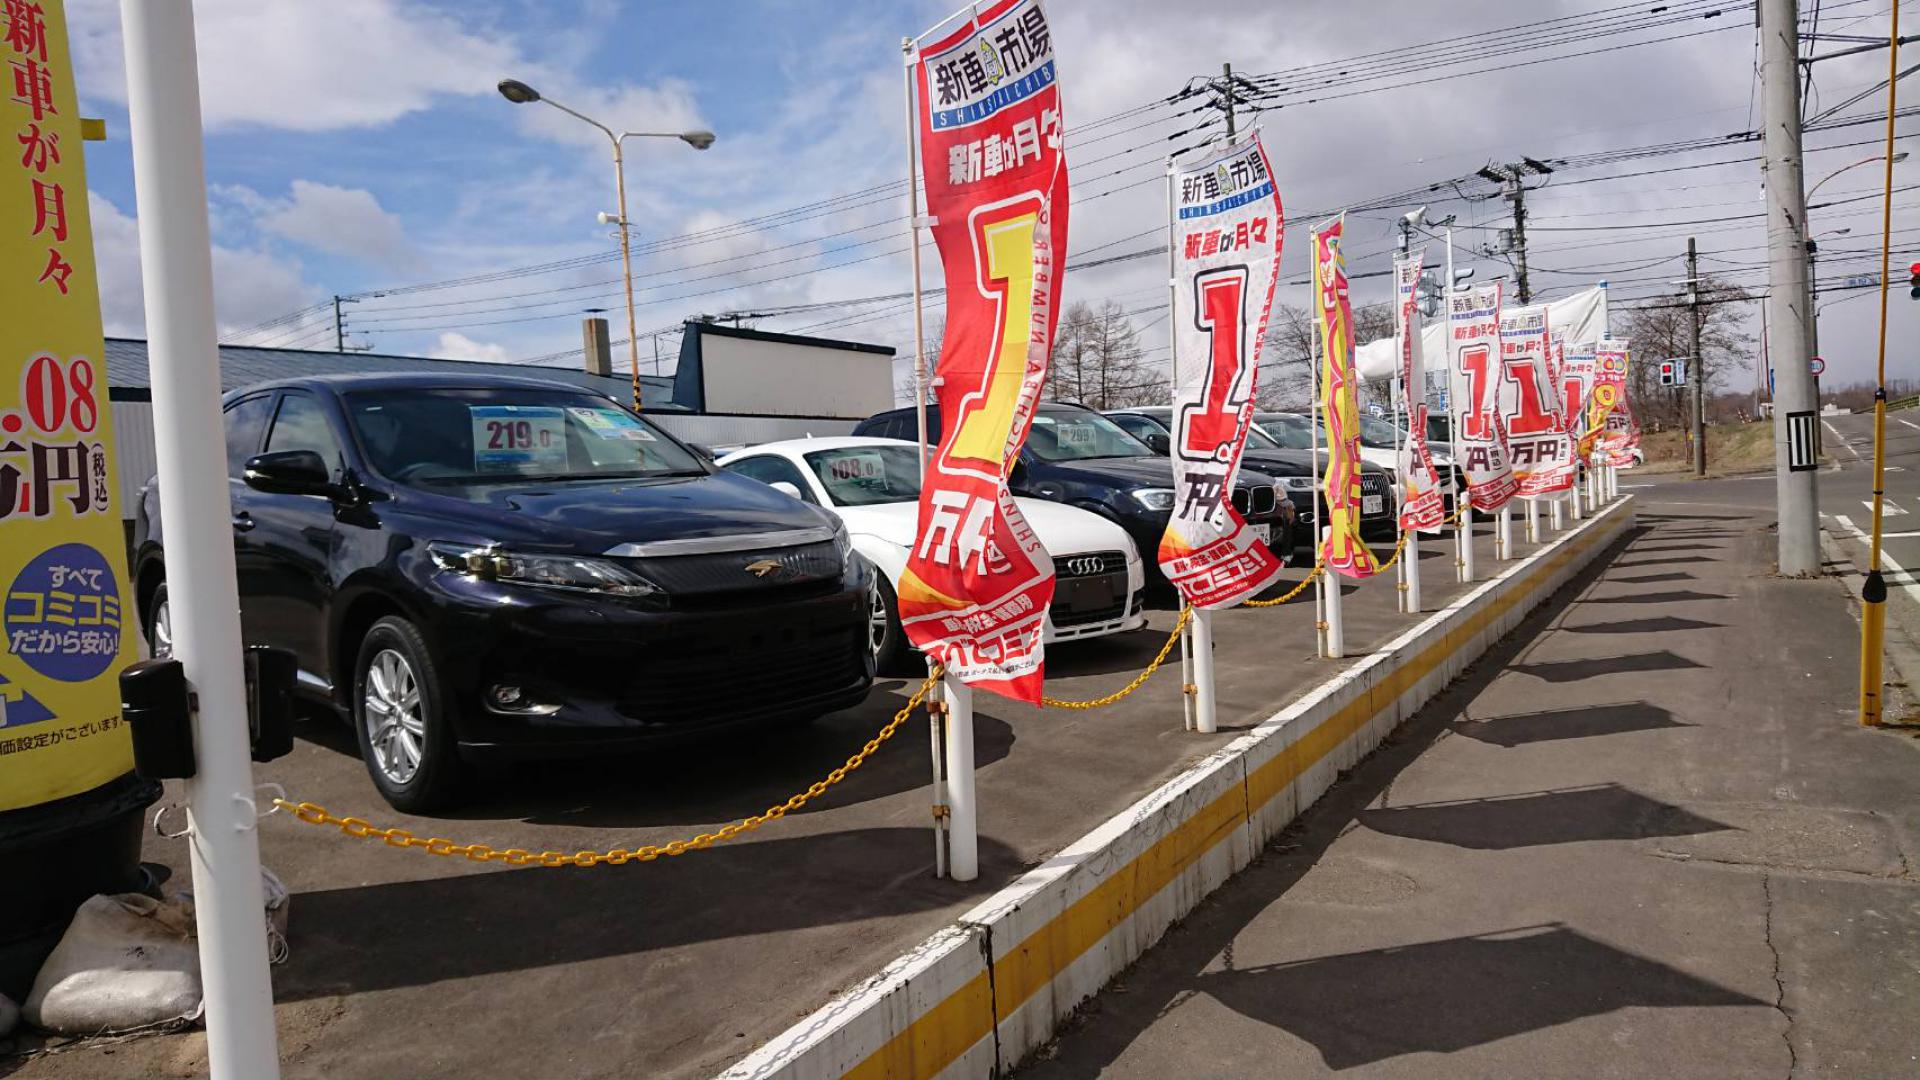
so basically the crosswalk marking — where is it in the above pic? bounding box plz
[1835,515,1920,605]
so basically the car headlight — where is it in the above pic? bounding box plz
[1381,467,1398,486]
[1279,475,1316,492]
[832,520,854,573]
[427,542,659,598]
[1131,488,1176,511]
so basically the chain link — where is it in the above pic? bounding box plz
[273,671,940,868]
[1040,606,1193,709]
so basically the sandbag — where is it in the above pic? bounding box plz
[22,893,201,1035]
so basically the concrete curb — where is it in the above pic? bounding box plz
[718,497,1637,1080]
[1819,526,1920,716]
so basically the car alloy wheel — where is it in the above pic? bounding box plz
[150,597,172,659]
[867,578,891,658]
[362,647,426,785]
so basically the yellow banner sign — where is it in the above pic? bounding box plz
[0,0,138,810]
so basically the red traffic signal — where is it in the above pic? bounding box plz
[1911,260,1920,300]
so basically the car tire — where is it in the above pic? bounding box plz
[866,567,912,676]
[146,582,172,660]
[352,615,467,813]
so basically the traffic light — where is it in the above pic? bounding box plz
[1909,260,1920,299]
[1416,268,1442,318]
[1659,360,1675,386]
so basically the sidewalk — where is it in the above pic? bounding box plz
[1022,493,1920,1078]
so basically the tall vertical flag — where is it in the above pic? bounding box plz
[899,0,1068,702]
[1593,338,1640,466]
[1499,306,1575,496]
[1447,282,1519,510]
[1314,218,1380,579]
[1158,133,1288,607]
[0,0,140,810]
[1563,340,1600,462]
[1392,250,1445,532]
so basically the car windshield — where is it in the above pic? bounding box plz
[346,387,705,489]
[1027,408,1151,462]
[1244,423,1284,451]
[1255,413,1315,450]
[803,445,922,506]
[1358,414,1404,449]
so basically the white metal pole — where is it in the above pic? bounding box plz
[1192,609,1218,733]
[1571,465,1584,520]
[1444,226,1470,583]
[943,676,979,882]
[1496,505,1512,560]
[1179,611,1194,731]
[1310,226,1327,649]
[1406,533,1422,612]
[902,40,930,478]
[1550,494,1564,532]
[119,5,280,1077]
[927,665,948,878]
[1321,526,1345,658]
[1392,352,1407,612]
[1524,497,1538,544]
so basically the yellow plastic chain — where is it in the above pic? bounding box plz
[272,671,940,868]
[1039,605,1193,709]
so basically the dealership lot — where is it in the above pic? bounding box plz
[15,522,1557,1080]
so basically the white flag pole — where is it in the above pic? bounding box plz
[1402,254,1424,614]
[1445,226,1474,583]
[1168,159,1217,734]
[120,4,282,1076]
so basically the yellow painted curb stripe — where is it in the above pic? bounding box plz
[844,507,1627,1080]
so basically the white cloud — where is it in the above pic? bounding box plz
[432,331,511,364]
[88,192,324,342]
[68,0,517,131]
[255,180,418,271]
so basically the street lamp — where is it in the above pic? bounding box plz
[1805,152,1907,406]
[497,77,716,410]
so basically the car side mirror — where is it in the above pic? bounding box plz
[769,480,803,500]
[1144,432,1171,455]
[244,450,333,496]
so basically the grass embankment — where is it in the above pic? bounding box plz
[1634,422,1777,476]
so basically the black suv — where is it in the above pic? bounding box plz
[1104,406,1398,546]
[132,374,873,811]
[852,402,1297,571]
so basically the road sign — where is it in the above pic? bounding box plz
[1787,410,1818,472]
[1810,356,1826,376]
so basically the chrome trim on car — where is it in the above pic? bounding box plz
[603,526,838,558]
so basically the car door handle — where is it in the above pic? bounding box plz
[231,512,255,533]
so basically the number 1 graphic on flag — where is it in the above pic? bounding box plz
[1182,267,1249,462]
[945,196,1042,477]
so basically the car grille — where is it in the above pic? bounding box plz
[1053,550,1127,578]
[1054,594,1128,628]
[616,621,866,725]
[623,540,842,598]
[1231,484,1279,518]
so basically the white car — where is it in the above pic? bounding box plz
[716,437,1149,671]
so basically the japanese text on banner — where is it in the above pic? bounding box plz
[1498,305,1575,497]
[0,0,138,810]
[1158,132,1287,608]
[1393,250,1445,533]
[1593,339,1640,466]
[898,0,1067,703]
[1447,281,1519,511]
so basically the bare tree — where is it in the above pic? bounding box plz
[1256,300,1392,411]
[1617,274,1755,429]
[1046,301,1164,409]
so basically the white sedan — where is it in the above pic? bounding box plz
[717,437,1148,671]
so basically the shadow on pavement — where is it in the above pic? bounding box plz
[1451,702,1690,747]
[277,826,1011,1001]
[1191,924,1764,1070]
[1582,589,1731,605]
[1626,543,1728,554]
[1560,616,1723,635]
[1608,571,1696,585]
[1610,556,1695,569]
[1637,513,1749,522]
[1512,649,1704,683]
[1356,783,1733,849]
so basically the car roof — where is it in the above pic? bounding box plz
[224,371,614,401]
[717,435,916,462]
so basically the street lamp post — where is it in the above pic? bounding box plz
[1805,153,1907,410]
[498,78,715,411]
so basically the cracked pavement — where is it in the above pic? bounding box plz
[1021,484,1920,1079]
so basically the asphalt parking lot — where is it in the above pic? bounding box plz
[11,516,1589,1080]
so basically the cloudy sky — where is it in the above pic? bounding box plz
[66,0,1920,394]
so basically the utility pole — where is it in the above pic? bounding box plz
[1197,63,1260,140]
[1476,160,1553,304]
[1687,237,1706,476]
[1760,0,1821,575]
[332,294,344,352]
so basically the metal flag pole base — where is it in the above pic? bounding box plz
[1496,506,1513,560]
[1458,509,1476,583]
[1179,608,1195,731]
[1525,499,1539,544]
[941,675,979,882]
[1405,533,1423,613]
[1571,477,1585,520]
[927,661,949,878]
[1321,527,1346,659]
[1191,608,1218,734]
[1550,496,1565,533]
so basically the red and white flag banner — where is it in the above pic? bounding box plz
[1157,132,1288,608]
[1447,281,1519,511]
[898,0,1067,702]
[1393,250,1445,533]
[1498,306,1575,497]
[1592,338,1641,467]
[1315,218,1381,579]
[1562,340,1599,461]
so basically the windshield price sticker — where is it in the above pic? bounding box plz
[1056,422,1095,447]
[567,406,655,442]
[827,451,886,482]
[471,406,567,471]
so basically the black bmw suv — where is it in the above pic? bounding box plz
[132,374,873,811]
[852,401,1298,572]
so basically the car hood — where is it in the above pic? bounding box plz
[400,470,837,553]
[833,497,1136,559]
[1243,446,1389,477]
